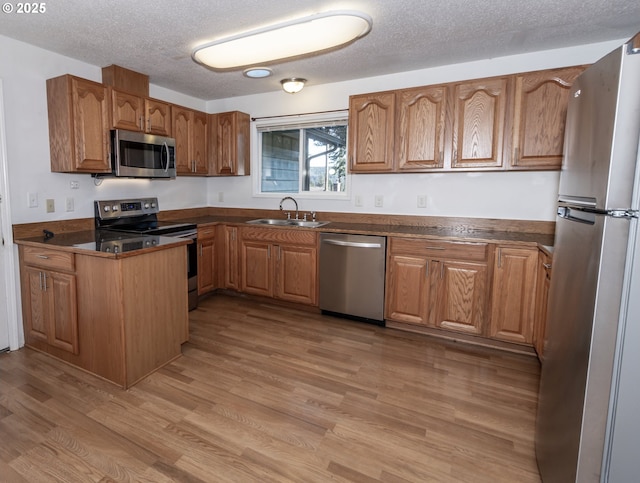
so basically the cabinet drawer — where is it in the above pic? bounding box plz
[389,237,488,261]
[22,246,75,271]
[198,225,217,239]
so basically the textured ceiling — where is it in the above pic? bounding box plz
[1,0,639,100]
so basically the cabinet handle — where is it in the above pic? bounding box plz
[514,147,520,164]
[39,271,43,290]
[42,272,47,292]
[199,243,203,256]
[440,263,444,280]
[543,263,552,269]
[267,245,271,259]
[497,248,502,268]
[231,230,236,241]
[425,246,445,250]
[147,117,151,132]
[37,254,49,259]
[276,245,281,261]
[139,116,144,131]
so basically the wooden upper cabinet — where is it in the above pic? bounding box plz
[348,92,395,172]
[214,111,250,176]
[509,66,585,169]
[396,85,448,170]
[145,98,172,136]
[110,89,171,136]
[173,106,208,175]
[450,77,510,169]
[47,75,111,173]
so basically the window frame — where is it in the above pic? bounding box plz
[251,111,351,200]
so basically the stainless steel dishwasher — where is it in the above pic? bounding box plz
[319,233,387,324]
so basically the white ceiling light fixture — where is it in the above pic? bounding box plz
[192,10,372,70]
[281,78,306,94]
[243,67,273,78]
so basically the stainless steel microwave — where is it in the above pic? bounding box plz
[111,129,176,178]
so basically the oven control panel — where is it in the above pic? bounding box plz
[95,197,159,220]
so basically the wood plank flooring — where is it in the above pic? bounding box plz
[0,294,542,482]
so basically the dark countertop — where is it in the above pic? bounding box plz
[14,230,191,258]
[175,215,555,248]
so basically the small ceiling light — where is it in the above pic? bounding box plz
[192,10,372,70]
[243,67,273,78]
[281,78,306,94]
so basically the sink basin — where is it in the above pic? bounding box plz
[246,218,330,228]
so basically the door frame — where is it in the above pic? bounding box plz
[0,79,21,351]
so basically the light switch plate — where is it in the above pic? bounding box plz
[46,199,55,213]
[374,195,383,207]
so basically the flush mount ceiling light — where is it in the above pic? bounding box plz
[243,67,273,78]
[281,78,306,94]
[192,10,372,70]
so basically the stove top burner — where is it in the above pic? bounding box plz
[94,197,196,236]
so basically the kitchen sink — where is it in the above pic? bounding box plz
[246,218,330,228]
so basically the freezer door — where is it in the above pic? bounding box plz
[559,44,640,211]
[536,210,632,482]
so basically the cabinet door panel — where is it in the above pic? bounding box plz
[146,99,172,136]
[192,111,208,174]
[25,267,48,343]
[71,78,110,172]
[348,92,395,172]
[224,226,239,290]
[241,241,272,297]
[490,247,538,344]
[48,272,78,354]
[451,78,509,169]
[217,112,236,175]
[510,66,584,169]
[276,245,317,305]
[396,86,447,170]
[172,107,192,174]
[385,254,430,325]
[111,90,143,131]
[198,237,215,294]
[436,260,487,335]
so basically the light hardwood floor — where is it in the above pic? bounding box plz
[0,294,542,482]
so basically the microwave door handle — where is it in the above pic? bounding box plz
[162,142,169,172]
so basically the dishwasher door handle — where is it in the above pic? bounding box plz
[322,239,383,249]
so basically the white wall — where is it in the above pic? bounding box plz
[206,38,625,221]
[0,33,627,226]
[0,35,209,225]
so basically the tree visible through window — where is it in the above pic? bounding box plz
[259,122,347,194]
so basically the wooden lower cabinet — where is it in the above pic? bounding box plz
[18,244,188,388]
[240,226,318,306]
[197,225,216,294]
[223,225,240,290]
[435,260,488,334]
[22,264,78,355]
[385,237,489,336]
[489,245,538,344]
[533,249,552,358]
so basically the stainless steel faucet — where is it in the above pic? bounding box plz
[279,196,299,219]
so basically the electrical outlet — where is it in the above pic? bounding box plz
[46,199,55,213]
[218,192,225,202]
[70,180,79,189]
[417,195,427,208]
[355,194,363,207]
[374,195,383,207]
[66,197,75,212]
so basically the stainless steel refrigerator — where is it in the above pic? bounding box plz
[535,33,640,482]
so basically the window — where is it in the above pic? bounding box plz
[255,113,348,197]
